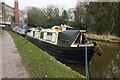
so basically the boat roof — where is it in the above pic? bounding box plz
[79,30,86,33]
[58,30,84,47]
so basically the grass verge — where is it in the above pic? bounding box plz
[9,31,84,78]
[0,28,3,36]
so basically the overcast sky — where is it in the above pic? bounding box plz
[2,0,119,10]
[2,0,80,10]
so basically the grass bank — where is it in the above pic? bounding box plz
[0,31,2,35]
[0,28,3,36]
[86,34,120,44]
[9,31,84,78]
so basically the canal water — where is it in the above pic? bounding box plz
[62,41,120,78]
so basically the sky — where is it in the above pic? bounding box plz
[1,0,119,10]
[2,0,79,10]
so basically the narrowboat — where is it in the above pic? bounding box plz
[27,25,102,64]
[13,24,27,36]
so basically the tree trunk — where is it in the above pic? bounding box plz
[110,17,115,35]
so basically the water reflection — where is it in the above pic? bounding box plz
[89,41,119,78]
[61,62,85,76]
[61,41,120,78]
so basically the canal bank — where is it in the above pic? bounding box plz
[86,34,120,44]
[0,27,2,36]
[9,31,84,78]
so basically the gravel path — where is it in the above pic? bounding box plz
[1,30,29,78]
[0,28,2,79]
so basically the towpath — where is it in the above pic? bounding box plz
[0,28,2,79]
[0,29,29,78]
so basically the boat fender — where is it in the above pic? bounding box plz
[93,42,103,56]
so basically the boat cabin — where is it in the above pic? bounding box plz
[27,27,93,47]
[27,28,59,44]
[13,25,27,35]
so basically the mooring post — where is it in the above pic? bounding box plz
[85,43,89,80]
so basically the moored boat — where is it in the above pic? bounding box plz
[13,24,27,36]
[27,25,102,64]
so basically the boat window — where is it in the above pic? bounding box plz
[47,32,52,41]
[47,33,52,36]
[40,32,44,39]
[27,30,31,32]
[52,33,57,43]
[33,31,35,37]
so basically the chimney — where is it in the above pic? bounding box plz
[14,0,19,24]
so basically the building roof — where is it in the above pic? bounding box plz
[1,2,24,13]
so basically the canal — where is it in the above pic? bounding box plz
[62,41,120,78]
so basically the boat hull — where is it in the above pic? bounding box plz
[27,36,95,64]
